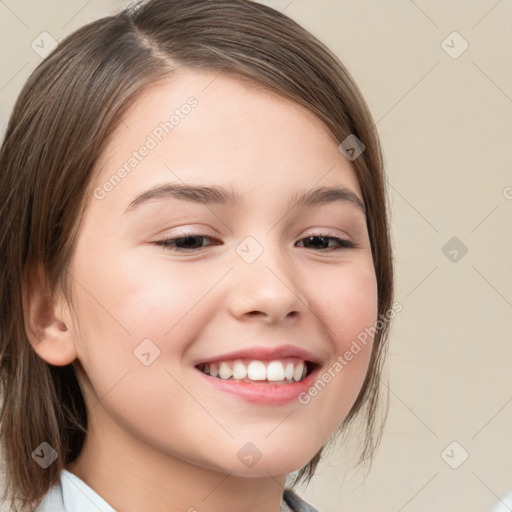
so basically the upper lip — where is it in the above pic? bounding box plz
[193,344,323,366]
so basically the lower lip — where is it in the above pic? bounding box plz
[196,367,320,406]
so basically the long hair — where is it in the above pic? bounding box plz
[0,1,394,509]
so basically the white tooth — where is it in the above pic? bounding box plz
[284,362,294,380]
[267,361,285,381]
[232,360,248,380]
[203,364,210,375]
[219,362,233,380]
[247,360,267,381]
[293,361,304,382]
[210,363,219,378]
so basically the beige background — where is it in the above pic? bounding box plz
[1,1,511,511]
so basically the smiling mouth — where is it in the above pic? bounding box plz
[196,357,315,385]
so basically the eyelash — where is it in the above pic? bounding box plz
[154,233,356,253]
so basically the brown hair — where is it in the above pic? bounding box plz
[0,0,393,509]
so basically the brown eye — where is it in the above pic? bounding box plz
[154,235,220,253]
[296,235,355,251]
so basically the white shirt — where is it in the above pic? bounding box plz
[35,470,115,512]
[35,469,317,512]
[491,491,512,512]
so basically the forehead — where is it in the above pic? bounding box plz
[91,68,362,211]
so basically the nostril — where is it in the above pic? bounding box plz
[245,311,262,318]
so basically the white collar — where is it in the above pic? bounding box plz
[36,469,115,511]
[36,469,314,512]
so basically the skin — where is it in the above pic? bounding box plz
[26,69,378,512]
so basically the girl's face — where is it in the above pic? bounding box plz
[64,69,377,478]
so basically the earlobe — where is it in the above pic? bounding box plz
[22,262,78,366]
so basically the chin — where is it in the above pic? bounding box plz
[205,441,320,479]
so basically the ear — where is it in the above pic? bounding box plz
[22,262,78,366]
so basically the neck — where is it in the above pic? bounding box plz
[66,405,286,512]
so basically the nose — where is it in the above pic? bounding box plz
[228,244,306,325]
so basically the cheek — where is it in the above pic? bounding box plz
[68,249,228,392]
[112,254,231,346]
[297,261,378,434]
[317,261,378,352]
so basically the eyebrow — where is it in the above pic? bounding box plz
[123,183,366,215]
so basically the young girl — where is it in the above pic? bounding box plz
[0,1,394,510]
